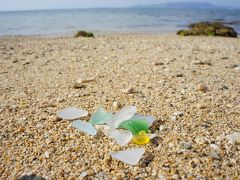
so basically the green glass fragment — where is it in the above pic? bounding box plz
[89,107,113,126]
[118,119,149,135]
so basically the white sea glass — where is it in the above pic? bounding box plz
[71,120,97,136]
[103,128,132,146]
[130,113,155,127]
[107,106,137,128]
[57,107,88,120]
[111,148,145,165]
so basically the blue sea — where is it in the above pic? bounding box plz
[0,8,240,36]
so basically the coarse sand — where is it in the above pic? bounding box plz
[0,34,240,179]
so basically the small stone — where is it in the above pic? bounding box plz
[73,83,86,89]
[154,62,164,66]
[17,117,27,124]
[122,87,134,94]
[113,101,120,110]
[170,116,177,121]
[208,151,221,160]
[196,103,207,109]
[18,174,46,180]
[176,74,183,77]
[77,77,95,83]
[80,171,88,177]
[209,144,220,152]
[168,142,175,148]
[226,132,240,144]
[173,111,184,116]
[194,61,212,66]
[159,125,167,131]
[44,151,51,158]
[179,141,192,150]
[197,84,208,92]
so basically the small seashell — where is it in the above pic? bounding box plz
[77,77,95,83]
[122,87,134,94]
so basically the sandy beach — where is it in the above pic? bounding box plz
[0,34,240,179]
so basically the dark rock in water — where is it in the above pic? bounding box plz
[18,174,46,180]
[177,22,237,38]
[74,31,94,38]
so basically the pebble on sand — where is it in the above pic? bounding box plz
[197,84,208,92]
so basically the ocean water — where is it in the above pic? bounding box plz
[0,8,240,36]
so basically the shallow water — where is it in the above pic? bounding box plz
[0,7,240,36]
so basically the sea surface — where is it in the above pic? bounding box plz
[0,8,240,36]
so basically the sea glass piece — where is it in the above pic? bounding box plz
[148,133,157,139]
[132,131,150,145]
[107,106,137,128]
[71,120,97,136]
[111,148,145,165]
[118,119,149,135]
[89,107,113,125]
[103,128,132,146]
[57,107,88,120]
[130,113,155,127]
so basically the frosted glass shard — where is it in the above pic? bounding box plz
[111,148,145,165]
[130,113,155,127]
[89,107,113,125]
[104,129,132,146]
[148,133,157,139]
[57,107,88,120]
[226,132,240,144]
[107,106,137,128]
[71,120,97,136]
[119,119,149,135]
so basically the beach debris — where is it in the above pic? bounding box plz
[111,148,145,165]
[57,107,88,120]
[140,154,155,167]
[132,131,150,145]
[225,132,240,144]
[119,119,149,135]
[107,106,137,128]
[179,141,192,150]
[18,174,46,180]
[151,136,162,147]
[80,171,88,178]
[103,128,133,146]
[74,31,94,38]
[89,107,113,126]
[197,84,208,92]
[122,87,134,94]
[71,120,97,136]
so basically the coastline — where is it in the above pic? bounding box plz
[0,34,240,179]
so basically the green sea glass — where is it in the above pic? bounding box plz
[89,107,113,125]
[118,119,149,135]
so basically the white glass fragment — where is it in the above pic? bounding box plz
[103,128,132,146]
[71,120,97,136]
[57,107,88,120]
[107,106,137,128]
[111,148,145,165]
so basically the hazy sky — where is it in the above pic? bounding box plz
[0,0,240,11]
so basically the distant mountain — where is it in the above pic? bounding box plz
[131,2,234,9]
